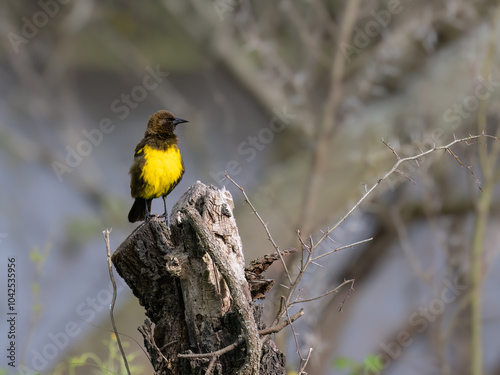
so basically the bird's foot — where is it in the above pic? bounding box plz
[159,213,169,225]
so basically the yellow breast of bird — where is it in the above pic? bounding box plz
[140,144,184,199]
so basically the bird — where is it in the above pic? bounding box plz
[128,110,188,223]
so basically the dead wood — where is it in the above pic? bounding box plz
[112,182,286,375]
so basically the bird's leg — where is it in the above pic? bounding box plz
[144,199,151,222]
[161,195,168,224]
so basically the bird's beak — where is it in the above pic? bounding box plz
[173,117,189,126]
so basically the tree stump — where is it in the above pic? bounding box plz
[112,182,286,375]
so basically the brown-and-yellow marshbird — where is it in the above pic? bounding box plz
[128,110,188,223]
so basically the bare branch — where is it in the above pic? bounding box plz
[394,168,417,184]
[226,135,496,372]
[311,134,497,253]
[381,138,401,160]
[286,307,303,360]
[299,348,313,375]
[446,147,483,192]
[103,229,131,375]
[179,340,242,360]
[290,279,355,306]
[259,309,305,336]
[339,280,356,312]
[312,238,373,262]
[205,355,217,375]
[297,230,311,254]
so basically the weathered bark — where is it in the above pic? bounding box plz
[112,182,286,375]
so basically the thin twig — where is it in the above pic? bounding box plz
[289,279,355,306]
[224,175,364,327]
[299,348,313,375]
[394,168,417,184]
[179,339,242,360]
[339,280,356,312]
[205,355,218,375]
[225,172,293,284]
[381,138,400,159]
[272,296,288,327]
[446,147,483,191]
[297,230,311,254]
[311,134,497,254]
[286,307,303,360]
[312,238,372,262]
[103,229,131,375]
[319,228,337,245]
[279,242,362,324]
[260,309,305,336]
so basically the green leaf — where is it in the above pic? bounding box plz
[363,355,383,373]
[333,357,358,370]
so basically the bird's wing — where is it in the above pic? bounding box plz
[134,138,148,157]
[129,139,148,197]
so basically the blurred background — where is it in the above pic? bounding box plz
[1,1,500,374]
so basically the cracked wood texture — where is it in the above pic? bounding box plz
[112,182,285,375]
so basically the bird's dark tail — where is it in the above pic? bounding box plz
[128,198,152,223]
